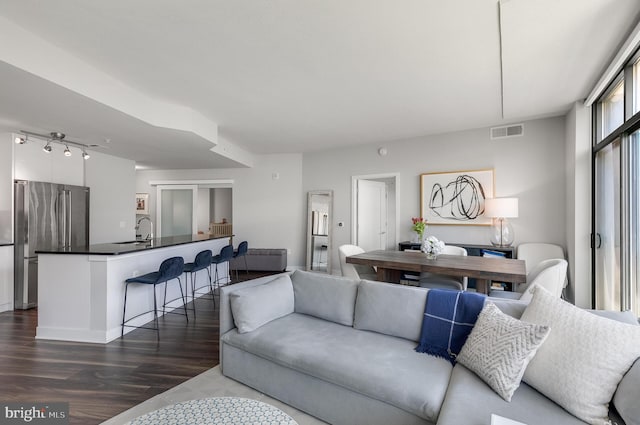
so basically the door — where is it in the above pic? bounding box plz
[356,180,387,252]
[156,185,198,237]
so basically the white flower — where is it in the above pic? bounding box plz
[422,236,445,255]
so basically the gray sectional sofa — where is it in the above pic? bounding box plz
[219,270,639,425]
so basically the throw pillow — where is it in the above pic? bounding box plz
[229,274,295,333]
[521,287,640,425]
[457,302,550,401]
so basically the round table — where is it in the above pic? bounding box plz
[129,397,298,425]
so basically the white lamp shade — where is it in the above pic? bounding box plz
[484,198,518,218]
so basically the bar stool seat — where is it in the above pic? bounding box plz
[184,249,214,315]
[212,244,234,292]
[122,256,188,339]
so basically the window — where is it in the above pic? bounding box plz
[594,140,621,311]
[634,59,640,114]
[630,131,640,315]
[601,79,624,139]
[594,52,640,316]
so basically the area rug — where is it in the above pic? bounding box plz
[100,366,326,425]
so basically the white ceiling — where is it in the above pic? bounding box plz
[0,0,638,169]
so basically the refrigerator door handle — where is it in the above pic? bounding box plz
[67,190,72,247]
[58,189,67,247]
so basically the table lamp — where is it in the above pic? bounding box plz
[484,198,518,247]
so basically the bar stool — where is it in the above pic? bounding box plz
[183,249,214,315]
[212,244,234,292]
[232,241,249,281]
[121,256,188,339]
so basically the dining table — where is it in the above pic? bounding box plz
[346,249,526,294]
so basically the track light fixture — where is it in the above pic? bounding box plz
[14,130,93,160]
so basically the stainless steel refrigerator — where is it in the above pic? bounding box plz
[14,180,90,309]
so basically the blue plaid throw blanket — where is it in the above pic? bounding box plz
[415,289,486,364]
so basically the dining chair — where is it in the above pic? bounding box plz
[489,258,568,302]
[418,245,468,291]
[338,244,377,280]
[517,242,567,296]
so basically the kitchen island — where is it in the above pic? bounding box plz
[35,234,230,343]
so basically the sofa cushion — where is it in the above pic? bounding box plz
[290,270,358,326]
[354,280,427,341]
[221,313,452,422]
[229,274,294,333]
[457,302,550,401]
[436,365,588,425]
[521,287,640,425]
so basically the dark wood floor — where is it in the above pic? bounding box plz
[0,271,277,425]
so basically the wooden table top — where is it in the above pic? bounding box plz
[346,250,526,283]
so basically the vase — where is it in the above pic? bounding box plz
[425,252,437,260]
[414,232,425,244]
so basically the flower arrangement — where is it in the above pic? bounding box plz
[422,236,445,259]
[411,217,427,239]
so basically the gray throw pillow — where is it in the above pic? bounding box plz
[229,274,294,333]
[457,302,550,401]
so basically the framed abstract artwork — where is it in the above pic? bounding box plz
[420,169,494,225]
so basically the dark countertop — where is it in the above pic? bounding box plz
[35,234,230,256]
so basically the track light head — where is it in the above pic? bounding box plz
[82,150,90,160]
[14,136,26,144]
[43,143,52,153]
[64,145,71,157]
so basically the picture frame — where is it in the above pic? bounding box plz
[420,169,494,225]
[136,193,149,215]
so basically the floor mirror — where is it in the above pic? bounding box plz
[306,190,333,273]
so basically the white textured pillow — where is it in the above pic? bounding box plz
[457,302,550,401]
[521,287,640,425]
[229,274,295,333]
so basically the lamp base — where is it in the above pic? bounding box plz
[488,218,514,247]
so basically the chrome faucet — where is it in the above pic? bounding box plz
[135,216,154,240]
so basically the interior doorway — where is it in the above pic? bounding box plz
[151,179,234,238]
[351,173,399,251]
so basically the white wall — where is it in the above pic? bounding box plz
[0,133,13,243]
[303,116,567,274]
[136,153,304,267]
[0,245,13,312]
[85,151,136,244]
[565,101,592,308]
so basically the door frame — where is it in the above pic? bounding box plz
[351,173,400,249]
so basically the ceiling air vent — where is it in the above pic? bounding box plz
[490,124,524,140]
